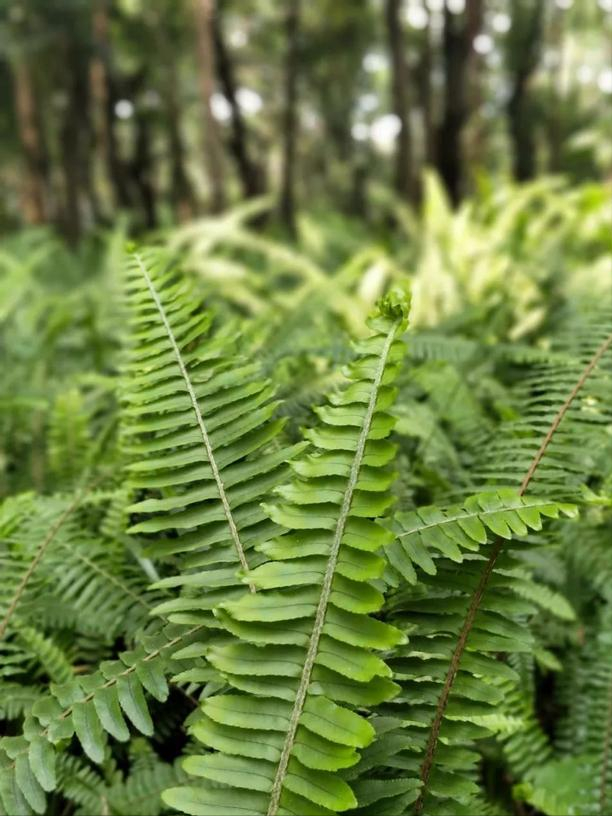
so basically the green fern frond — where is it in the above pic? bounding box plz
[47,388,91,488]
[473,317,612,500]
[163,290,411,816]
[0,623,201,814]
[15,627,73,684]
[358,493,574,815]
[123,248,301,624]
[386,490,574,586]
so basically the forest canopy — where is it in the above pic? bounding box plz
[2,0,611,234]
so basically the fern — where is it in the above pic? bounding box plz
[122,248,301,615]
[1,210,611,816]
[405,325,612,814]
[47,389,91,488]
[162,290,410,815]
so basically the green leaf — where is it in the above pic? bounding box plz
[27,738,56,793]
[15,754,46,814]
[116,674,154,736]
[72,700,106,764]
[93,685,130,742]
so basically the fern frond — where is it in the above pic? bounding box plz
[473,318,612,500]
[409,323,612,813]
[47,388,90,488]
[1,493,155,641]
[356,493,574,815]
[123,248,301,618]
[386,490,573,586]
[0,489,100,641]
[0,623,201,814]
[163,290,411,816]
[16,627,73,684]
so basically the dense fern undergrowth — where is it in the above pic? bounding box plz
[1,177,612,816]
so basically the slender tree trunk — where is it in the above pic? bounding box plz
[91,0,133,210]
[385,0,414,202]
[436,0,483,204]
[545,5,565,172]
[129,110,157,230]
[193,0,226,213]
[350,156,368,219]
[417,13,435,167]
[507,77,537,180]
[90,0,117,216]
[506,1,544,181]
[166,61,196,222]
[155,8,196,223]
[60,55,84,243]
[213,7,264,199]
[60,37,100,242]
[12,57,49,224]
[279,0,300,237]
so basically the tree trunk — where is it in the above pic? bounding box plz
[60,36,100,242]
[129,109,157,230]
[91,0,133,211]
[193,0,226,213]
[155,10,196,222]
[506,1,544,181]
[417,12,435,167]
[213,7,264,199]
[166,62,196,222]
[279,0,300,237]
[507,78,536,180]
[436,0,483,204]
[12,56,49,224]
[385,0,414,202]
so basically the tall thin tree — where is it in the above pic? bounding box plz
[213,5,264,199]
[90,0,133,214]
[506,0,544,181]
[436,0,483,204]
[193,0,226,213]
[11,51,49,224]
[279,0,301,237]
[385,0,415,201]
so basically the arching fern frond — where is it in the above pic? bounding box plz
[47,388,91,488]
[123,248,302,625]
[407,322,612,814]
[163,290,411,816]
[473,318,612,500]
[350,493,574,816]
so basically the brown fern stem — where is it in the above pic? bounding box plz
[414,329,612,815]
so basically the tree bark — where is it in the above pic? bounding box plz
[60,34,100,242]
[166,60,196,222]
[154,6,196,223]
[436,0,483,204]
[213,7,264,199]
[193,0,226,213]
[507,77,537,180]
[385,0,414,202]
[90,0,132,214]
[128,104,158,230]
[506,0,544,181]
[12,56,49,224]
[417,12,435,167]
[279,0,300,237]
[90,0,133,211]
